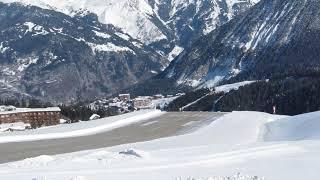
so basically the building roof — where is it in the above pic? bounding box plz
[119,94,130,96]
[134,96,152,101]
[0,107,61,115]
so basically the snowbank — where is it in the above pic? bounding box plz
[129,111,285,150]
[0,122,31,132]
[192,111,283,144]
[0,110,164,143]
[263,111,320,141]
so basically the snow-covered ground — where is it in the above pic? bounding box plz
[214,81,257,93]
[0,122,30,132]
[0,110,164,143]
[1,111,320,180]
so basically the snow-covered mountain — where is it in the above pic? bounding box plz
[0,0,259,102]
[156,0,320,89]
[1,0,167,44]
[0,2,167,103]
[0,0,258,60]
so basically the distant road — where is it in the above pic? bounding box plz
[0,112,226,164]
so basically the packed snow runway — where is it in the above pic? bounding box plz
[1,110,320,180]
[0,111,224,163]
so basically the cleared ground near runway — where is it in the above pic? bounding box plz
[0,112,226,163]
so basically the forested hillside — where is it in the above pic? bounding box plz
[167,76,320,115]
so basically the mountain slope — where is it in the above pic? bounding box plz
[0,0,261,102]
[159,0,320,88]
[0,2,167,103]
[0,0,259,60]
[1,0,168,44]
[150,0,259,47]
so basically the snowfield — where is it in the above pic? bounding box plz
[1,111,320,180]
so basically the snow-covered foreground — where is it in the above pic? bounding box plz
[0,110,164,143]
[1,111,320,180]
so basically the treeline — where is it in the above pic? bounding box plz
[120,78,191,97]
[167,77,320,115]
[59,105,118,123]
[215,77,320,115]
[0,98,52,108]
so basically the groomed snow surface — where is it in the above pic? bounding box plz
[1,110,320,179]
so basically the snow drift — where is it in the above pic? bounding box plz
[263,111,320,141]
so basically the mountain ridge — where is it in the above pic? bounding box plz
[0,0,259,58]
[156,0,320,89]
[0,2,167,103]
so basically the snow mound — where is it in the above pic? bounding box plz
[263,111,320,141]
[192,111,283,145]
[119,148,150,159]
[0,122,30,132]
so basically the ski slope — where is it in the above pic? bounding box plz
[1,111,320,180]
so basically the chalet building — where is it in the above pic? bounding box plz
[0,106,61,128]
